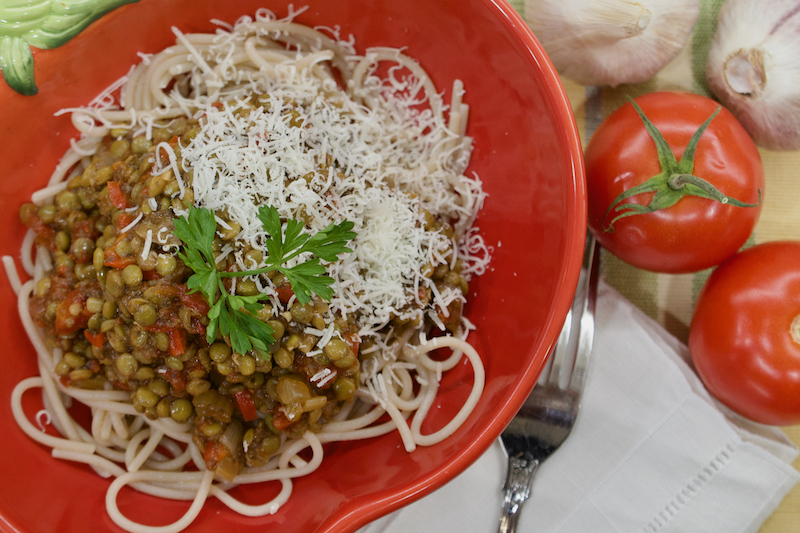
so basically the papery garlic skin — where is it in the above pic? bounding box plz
[525,0,699,87]
[706,0,800,151]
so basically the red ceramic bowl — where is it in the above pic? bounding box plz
[0,0,585,532]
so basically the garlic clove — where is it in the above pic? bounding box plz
[706,0,800,150]
[524,0,700,87]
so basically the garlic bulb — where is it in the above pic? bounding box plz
[525,0,700,87]
[706,0,800,151]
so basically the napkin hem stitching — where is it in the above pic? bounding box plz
[641,440,738,533]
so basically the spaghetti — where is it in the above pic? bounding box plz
[8,8,489,533]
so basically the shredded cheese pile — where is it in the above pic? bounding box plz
[157,57,487,341]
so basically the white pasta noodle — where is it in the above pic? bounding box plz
[7,8,490,533]
[31,182,69,206]
[20,230,36,277]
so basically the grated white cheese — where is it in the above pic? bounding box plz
[304,323,338,349]
[310,367,335,388]
[120,212,143,233]
[168,66,485,342]
[141,229,153,261]
[97,22,495,365]
[153,142,186,198]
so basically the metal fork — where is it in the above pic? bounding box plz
[497,235,600,533]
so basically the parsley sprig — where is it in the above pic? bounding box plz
[173,206,356,356]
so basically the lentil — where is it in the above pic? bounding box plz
[122,264,143,286]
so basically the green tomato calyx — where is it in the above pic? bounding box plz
[601,97,762,233]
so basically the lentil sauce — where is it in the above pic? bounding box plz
[19,115,469,480]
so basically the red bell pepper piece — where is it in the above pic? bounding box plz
[162,367,187,393]
[84,330,106,349]
[203,440,229,466]
[167,327,187,357]
[274,278,294,304]
[103,231,137,269]
[117,212,135,228]
[344,332,360,356]
[142,269,161,281]
[107,182,130,209]
[233,389,258,422]
[272,407,293,431]
[180,290,211,316]
[103,252,137,270]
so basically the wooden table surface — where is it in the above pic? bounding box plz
[760,425,800,532]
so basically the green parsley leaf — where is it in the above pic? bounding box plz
[174,206,216,264]
[281,258,334,303]
[183,249,219,301]
[305,219,358,262]
[255,205,356,304]
[173,205,356,358]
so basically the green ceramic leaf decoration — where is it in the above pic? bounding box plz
[24,0,139,49]
[0,0,140,96]
[0,35,37,95]
[0,1,52,35]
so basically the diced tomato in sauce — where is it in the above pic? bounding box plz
[54,290,90,335]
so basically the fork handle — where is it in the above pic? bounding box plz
[498,455,540,533]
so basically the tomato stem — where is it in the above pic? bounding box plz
[601,97,762,232]
[668,174,762,207]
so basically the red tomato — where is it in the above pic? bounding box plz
[585,91,764,273]
[689,241,800,426]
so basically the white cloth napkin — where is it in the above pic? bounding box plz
[358,282,800,533]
